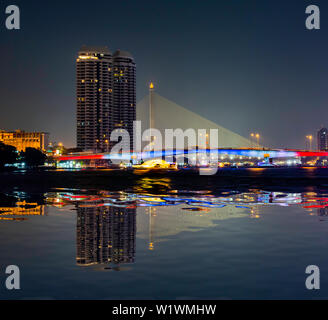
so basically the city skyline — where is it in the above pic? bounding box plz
[1,1,328,149]
[2,1,328,303]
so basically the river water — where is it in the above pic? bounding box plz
[1,180,328,299]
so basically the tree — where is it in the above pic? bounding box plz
[0,142,17,169]
[21,147,47,168]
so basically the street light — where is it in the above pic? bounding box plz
[256,134,260,148]
[306,135,313,151]
[250,133,260,148]
[250,133,255,148]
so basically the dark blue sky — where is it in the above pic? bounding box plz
[0,0,327,148]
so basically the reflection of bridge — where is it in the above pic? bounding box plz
[58,149,328,162]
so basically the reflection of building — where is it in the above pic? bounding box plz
[317,128,328,151]
[0,130,49,152]
[76,204,136,267]
[0,201,46,221]
[317,207,328,217]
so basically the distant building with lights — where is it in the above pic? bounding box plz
[317,128,328,151]
[76,46,136,153]
[0,130,49,152]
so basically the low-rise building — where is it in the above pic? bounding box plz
[0,130,49,152]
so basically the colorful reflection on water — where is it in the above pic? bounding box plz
[2,186,328,299]
[2,189,328,222]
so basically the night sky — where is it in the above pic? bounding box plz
[0,0,327,148]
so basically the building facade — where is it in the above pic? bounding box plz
[76,46,113,152]
[112,50,136,151]
[317,128,328,151]
[76,46,136,152]
[0,130,49,152]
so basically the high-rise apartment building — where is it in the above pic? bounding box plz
[76,46,113,152]
[112,50,136,151]
[76,46,136,152]
[317,127,328,151]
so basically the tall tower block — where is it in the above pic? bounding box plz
[76,46,113,152]
[76,46,136,152]
[112,50,136,151]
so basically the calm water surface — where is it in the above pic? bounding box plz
[1,182,328,300]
